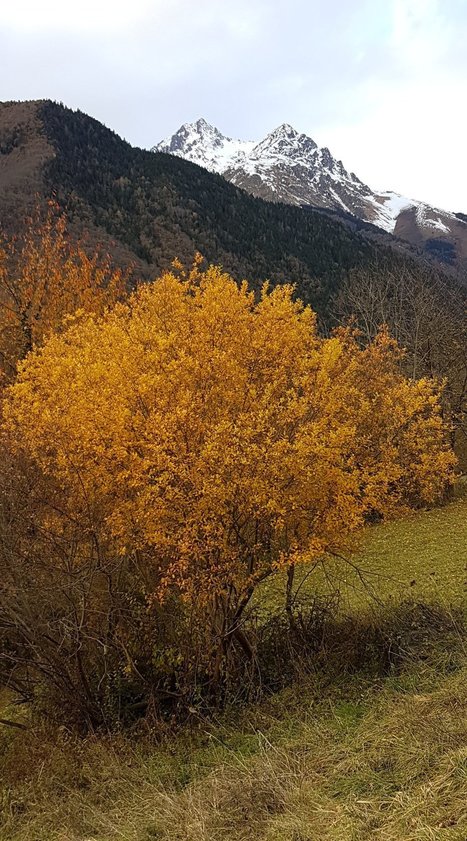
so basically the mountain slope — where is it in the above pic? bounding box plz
[1,101,465,463]
[0,99,417,317]
[0,101,463,316]
[0,101,54,215]
[155,120,467,270]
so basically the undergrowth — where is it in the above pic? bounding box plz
[1,488,465,840]
[0,599,465,841]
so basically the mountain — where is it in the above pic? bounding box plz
[155,120,467,270]
[0,100,464,317]
[0,98,428,319]
[1,101,465,465]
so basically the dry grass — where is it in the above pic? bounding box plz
[1,487,466,840]
[1,628,465,841]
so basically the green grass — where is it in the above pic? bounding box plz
[1,486,466,841]
[1,637,466,841]
[259,484,467,613]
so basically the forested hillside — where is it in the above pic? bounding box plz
[1,99,457,319]
[1,100,465,457]
[40,101,377,314]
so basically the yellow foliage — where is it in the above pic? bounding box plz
[3,265,456,605]
[0,204,126,380]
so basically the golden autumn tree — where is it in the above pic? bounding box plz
[0,203,127,380]
[3,263,456,682]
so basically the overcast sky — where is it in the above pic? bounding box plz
[2,0,466,210]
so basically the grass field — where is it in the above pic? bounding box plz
[1,622,465,840]
[260,483,467,613]
[1,486,466,841]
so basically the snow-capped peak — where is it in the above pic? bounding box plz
[154,119,255,173]
[152,120,464,239]
[265,123,299,140]
[250,124,318,163]
[153,119,376,215]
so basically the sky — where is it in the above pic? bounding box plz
[2,0,467,210]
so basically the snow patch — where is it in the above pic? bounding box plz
[427,217,451,234]
[365,192,416,233]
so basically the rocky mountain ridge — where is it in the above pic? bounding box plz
[155,119,467,267]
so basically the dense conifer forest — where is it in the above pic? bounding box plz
[39,101,443,318]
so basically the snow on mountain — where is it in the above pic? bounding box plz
[153,120,465,248]
[366,192,415,233]
[155,118,255,173]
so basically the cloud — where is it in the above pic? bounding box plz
[1,0,154,32]
[391,0,450,68]
[1,0,466,209]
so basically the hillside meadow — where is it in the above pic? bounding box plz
[260,479,467,613]
[0,221,464,839]
[1,486,466,841]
